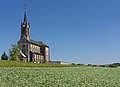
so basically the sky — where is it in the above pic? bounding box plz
[0,0,120,64]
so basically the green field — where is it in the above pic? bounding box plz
[0,66,120,87]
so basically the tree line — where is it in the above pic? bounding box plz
[1,43,20,61]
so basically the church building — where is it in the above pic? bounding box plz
[18,7,50,63]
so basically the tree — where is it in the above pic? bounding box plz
[1,52,8,60]
[9,43,20,61]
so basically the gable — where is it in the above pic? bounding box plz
[18,36,29,44]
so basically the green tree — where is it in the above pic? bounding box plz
[9,43,20,61]
[1,52,8,60]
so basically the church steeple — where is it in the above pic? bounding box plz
[21,4,30,40]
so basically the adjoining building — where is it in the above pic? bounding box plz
[50,61,71,65]
[18,6,50,63]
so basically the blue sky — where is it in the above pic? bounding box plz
[0,0,120,64]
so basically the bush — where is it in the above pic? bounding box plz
[1,52,8,60]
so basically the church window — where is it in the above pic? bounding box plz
[30,44,32,48]
[22,49,23,53]
[22,44,25,48]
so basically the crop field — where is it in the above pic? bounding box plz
[0,67,120,87]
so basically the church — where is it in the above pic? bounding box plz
[18,7,50,63]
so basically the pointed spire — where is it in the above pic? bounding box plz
[24,4,27,22]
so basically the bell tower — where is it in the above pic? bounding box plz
[19,5,30,62]
[21,5,30,40]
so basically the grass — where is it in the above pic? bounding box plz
[0,60,76,67]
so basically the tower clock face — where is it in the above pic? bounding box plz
[23,25,25,27]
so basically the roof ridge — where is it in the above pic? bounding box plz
[30,39,46,46]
